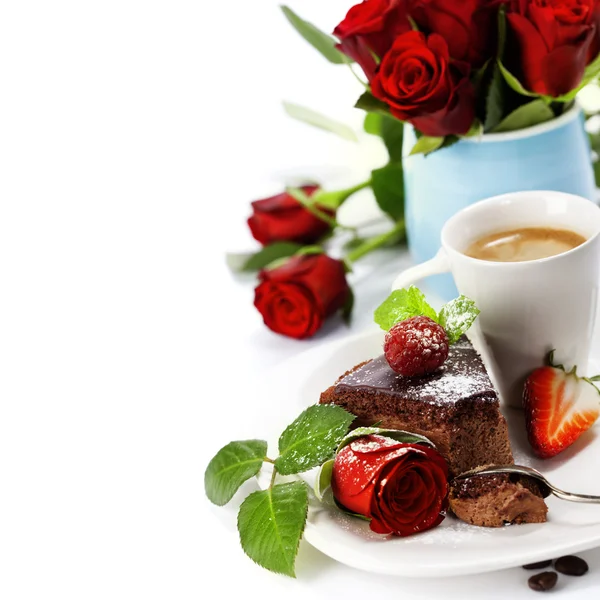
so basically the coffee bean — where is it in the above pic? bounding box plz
[523,560,553,570]
[528,571,558,592]
[555,555,588,576]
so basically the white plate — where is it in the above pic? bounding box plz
[257,329,600,577]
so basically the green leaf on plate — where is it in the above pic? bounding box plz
[238,481,309,577]
[280,6,347,65]
[226,242,303,273]
[498,61,539,99]
[204,440,268,506]
[283,101,358,141]
[409,135,444,156]
[314,458,335,500]
[275,405,355,475]
[438,295,480,345]
[336,427,436,451]
[484,64,505,132]
[371,163,405,221]
[355,91,392,115]
[492,99,554,133]
[374,285,438,331]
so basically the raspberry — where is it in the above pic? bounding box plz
[384,316,449,376]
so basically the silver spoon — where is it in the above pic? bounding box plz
[454,465,600,504]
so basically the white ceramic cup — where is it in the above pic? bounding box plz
[392,191,600,408]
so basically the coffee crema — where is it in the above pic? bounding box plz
[464,227,586,262]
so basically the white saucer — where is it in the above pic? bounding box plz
[257,329,600,577]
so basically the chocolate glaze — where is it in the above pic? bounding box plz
[335,337,497,407]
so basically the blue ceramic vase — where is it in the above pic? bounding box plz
[402,105,597,300]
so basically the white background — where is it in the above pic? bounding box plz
[0,1,599,598]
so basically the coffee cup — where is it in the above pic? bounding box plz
[392,191,600,408]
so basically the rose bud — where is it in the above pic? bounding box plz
[331,434,449,536]
[334,0,411,80]
[371,31,475,137]
[254,254,350,339]
[247,186,334,246]
[505,0,596,97]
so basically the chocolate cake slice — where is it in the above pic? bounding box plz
[319,337,513,477]
[449,472,548,527]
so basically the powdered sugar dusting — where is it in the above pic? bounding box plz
[336,336,497,406]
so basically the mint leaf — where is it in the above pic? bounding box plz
[371,163,405,221]
[374,286,438,331]
[283,101,358,142]
[238,481,308,577]
[275,405,355,475]
[315,458,334,501]
[204,440,268,506]
[337,427,435,452]
[438,296,480,344]
[226,242,302,273]
[280,6,347,65]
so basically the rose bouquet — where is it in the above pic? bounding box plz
[229,1,600,340]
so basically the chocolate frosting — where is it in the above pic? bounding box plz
[335,337,497,407]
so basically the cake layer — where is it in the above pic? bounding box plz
[449,473,548,527]
[319,337,514,476]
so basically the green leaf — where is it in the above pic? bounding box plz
[589,132,600,155]
[226,242,303,273]
[380,115,404,162]
[492,99,554,133]
[409,135,444,156]
[341,287,354,325]
[363,112,381,135]
[204,440,268,506]
[370,163,405,221]
[354,91,391,115]
[314,459,334,501]
[237,481,308,577]
[337,427,435,451]
[283,101,358,141]
[275,405,355,475]
[363,112,404,162]
[311,180,370,210]
[498,61,539,98]
[594,160,600,188]
[374,285,438,331]
[295,245,324,257]
[484,64,505,132]
[280,6,347,65]
[438,295,480,345]
[463,120,483,138]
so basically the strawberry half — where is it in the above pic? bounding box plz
[523,358,600,459]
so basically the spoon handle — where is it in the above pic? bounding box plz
[551,488,600,503]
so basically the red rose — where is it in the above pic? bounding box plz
[247,186,334,246]
[409,0,497,66]
[371,31,475,136]
[331,435,449,536]
[506,0,597,96]
[334,0,411,80]
[254,254,350,339]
